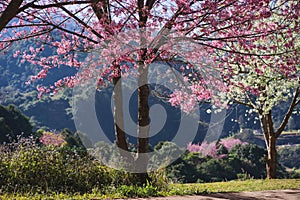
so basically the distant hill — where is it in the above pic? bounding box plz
[235,130,300,147]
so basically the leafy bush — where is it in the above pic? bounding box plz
[0,136,169,194]
[0,136,111,193]
[278,145,300,169]
[167,142,267,183]
[116,183,158,198]
[229,144,266,178]
[166,152,202,183]
[197,158,239,182]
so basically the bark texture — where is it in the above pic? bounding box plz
[113,74,133,163]
[136,64,150,184]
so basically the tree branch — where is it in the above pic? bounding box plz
[138,0,145,26]
[19,1,92,12]
[181,37,298,57]
[232,99,253,108]
[145,0,156,9]
[259,113,270,147]
[59,5,104,39]
[0,0,23,32]
[275,87,300,137]
[267,111,275,136]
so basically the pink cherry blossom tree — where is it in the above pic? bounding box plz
[0,0,299,181]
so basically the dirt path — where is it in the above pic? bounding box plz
[117,189,300,200]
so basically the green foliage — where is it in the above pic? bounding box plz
[0,137,110,193]
[115,183,158,198]
[0,104,32,143]
[0,136,169,194]
[197,158,238,182]
[166,143,267,183]
[229,144,266,178]
[278,145,300,169]
[60,128,85,148]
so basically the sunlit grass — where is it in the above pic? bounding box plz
[282,130,300,135]
[1,179,300,199]
[168,179,300,195]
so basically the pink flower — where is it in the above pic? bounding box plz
[169,90,197,113]
[13,50,20,58]
[255,68,263,75]
[187,141,219,158]
[39,132,65,147]
[219,138,247,151]
[187,142,202,153]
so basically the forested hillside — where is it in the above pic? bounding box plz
[0,41,299,145]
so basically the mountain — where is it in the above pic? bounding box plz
[0,40,299,146]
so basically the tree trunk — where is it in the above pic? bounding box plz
[260,112,277,179]
[266,135,277,179]
[113,74,133,163]
[0,0,23,32]
[135,64,150,185]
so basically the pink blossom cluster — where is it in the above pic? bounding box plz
[169,90,197,113]
[39,132,65,147]
[219,138,247,151]
[187,138,247,158]
[187,141,219,158]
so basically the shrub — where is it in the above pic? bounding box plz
[197,158,238,182]
[0,136,110,193]
[0,136,169,194]
[229,144,266,178]
[278,145,300,169]
[167,142,267,183]
[166,152,201,183]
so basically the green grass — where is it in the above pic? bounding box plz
[1,179,300,199]
[282,130,300,135]
[168,179,300,195]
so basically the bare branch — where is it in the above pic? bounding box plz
[59,5,104,39]
[275,87,300,137]
[181,37,298,57]
[19,1,92,12]
[232,99,253,108]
